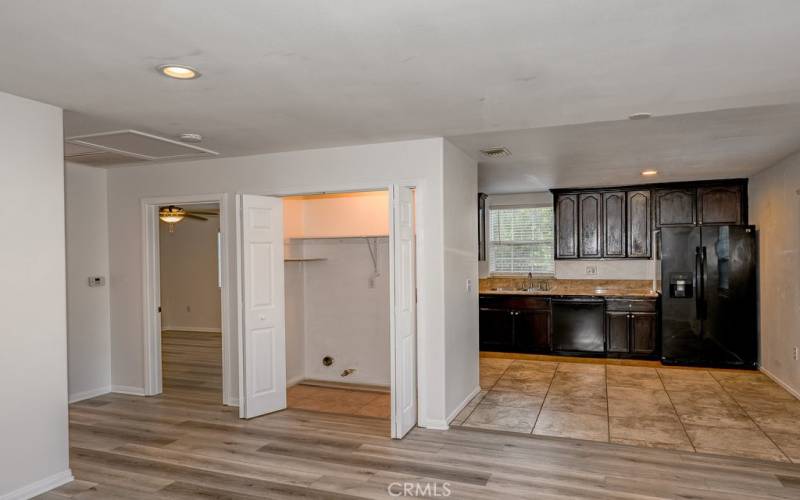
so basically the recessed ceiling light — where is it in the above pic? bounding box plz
[480,147,511,158]
[157,64,200,80]
[629,112,652,120]
[641,169,658,176]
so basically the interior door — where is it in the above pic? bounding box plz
[237,194,286,419]
[391,186,417,438]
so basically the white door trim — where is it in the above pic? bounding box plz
[141,193,234,405]
[264,180,425,435]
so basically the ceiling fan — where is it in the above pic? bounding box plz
[159,205,219,233]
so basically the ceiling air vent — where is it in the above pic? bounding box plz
[65,129,219,162]
[480,147,511,159]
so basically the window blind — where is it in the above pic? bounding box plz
[489,206,554,274]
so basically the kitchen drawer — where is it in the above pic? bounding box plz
[480,295,550,310]
[605,299,657,313]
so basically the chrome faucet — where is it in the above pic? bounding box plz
[527,272,535,290]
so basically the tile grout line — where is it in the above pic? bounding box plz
[530,361,558,435]
[709,371,793,463]
[458,359,511,426]
[655,368,697,453]
[604,364,611,444]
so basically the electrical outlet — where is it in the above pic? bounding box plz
[585,265,598,276]
[466,279,473,293]
[794,346,799,361]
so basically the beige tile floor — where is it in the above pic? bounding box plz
[452,357,800,463]
[287,384,391,418]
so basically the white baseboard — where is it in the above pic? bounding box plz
[111,385,145,396]
[419,418,449,430]
[69,386,111,404]
[446,385,482,425]
[162,326,221,333]
[287,374,305,387]
[760,366,800,400]
[224,397,239,407]
[0,469,73,500]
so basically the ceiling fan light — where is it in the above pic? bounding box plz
[159,206,186,224]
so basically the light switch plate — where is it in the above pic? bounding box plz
[88,276,105,287]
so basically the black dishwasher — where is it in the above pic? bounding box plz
[551,298,605,353]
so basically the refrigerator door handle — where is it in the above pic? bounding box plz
[695,246,703,320]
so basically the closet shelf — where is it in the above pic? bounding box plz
[286,234,388,240]
[283,258,328,262]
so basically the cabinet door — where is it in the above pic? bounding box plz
[630,312,657,355]
[655,188,696,227]
[627,190,652,258]
[603,192,626,258]
[579,193,602,258]
[606,312,630,353]
[555,194,578,259]
[479,307,514,351]
[514,310,551,353]
[698,185,742,225]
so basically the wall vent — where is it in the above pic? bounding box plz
[480,146,511,158]
[65,129,219,163]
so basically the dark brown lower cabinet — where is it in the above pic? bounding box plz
[480,295,657,358]
[479,296,550,353]
[606,312,630,353]
[604,299,658,358]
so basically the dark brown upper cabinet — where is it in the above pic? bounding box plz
[555,194,578,259]
[579,193,602,258]
[626,190,651,258]
[698,185,742,225]
[602,192,626,258]
[552,179,746,260]
[655,188,696,227]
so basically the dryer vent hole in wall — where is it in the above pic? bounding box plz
[322,356,334,366]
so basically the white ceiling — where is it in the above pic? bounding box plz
[451,103,800,193]
[1,1,799,174]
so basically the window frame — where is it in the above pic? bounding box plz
[487,203,555,277]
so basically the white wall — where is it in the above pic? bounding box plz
[749,152,800,396]
[65,163,111,403]
[284,245,306,384]
[480,191,655,280]
[158,213,221,332]
[0,92,72,498]
[105,138,454,427]
[301,238,390,386]
[443,140,480,419]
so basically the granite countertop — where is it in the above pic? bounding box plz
[479,278,659,299]
[480,287,659,298]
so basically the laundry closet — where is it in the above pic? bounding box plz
[283,190,391,392]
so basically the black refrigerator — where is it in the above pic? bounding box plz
[659,225,758,368]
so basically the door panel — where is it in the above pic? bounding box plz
[515,310,550,353]
[698,186,742,225]
[555,194,578,258]
[631,313,657,355]
[579,193,602,258]
[606,312,630,353]
[392,186,417,438]
[701,226,757,367]
[237,194,286,419]
[479,307,514,350]
[660,227,702,363]
[603,192,626,258]
[627,190,652,258]
[655,189,696,227]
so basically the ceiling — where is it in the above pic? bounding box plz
[1,1,799,175]
[450,103,800,193]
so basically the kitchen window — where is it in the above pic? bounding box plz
[489,205,554,275]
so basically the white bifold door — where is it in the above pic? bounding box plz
[391,186,417,438]
[237,194,286,419]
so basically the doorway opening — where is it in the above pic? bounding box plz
[141,193,234,405]
[283,191,393,427]
[157,202,223,403]
[236,185,419,438]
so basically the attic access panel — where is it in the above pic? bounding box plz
[65,129,219,161]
